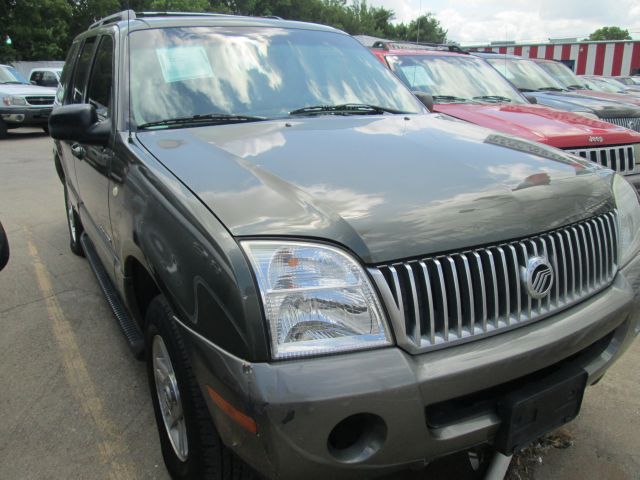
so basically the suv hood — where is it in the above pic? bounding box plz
[529,90,640,117]
[0,83,56,96]
[138,114,614,264]
[436,103,640,148]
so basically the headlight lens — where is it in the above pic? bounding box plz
[633,143,640,166]
[242,241,391,359]
[2,96,27,106]
[613,174,640,267]
[573,111,600,121]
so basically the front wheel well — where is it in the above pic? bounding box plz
[126,257,161,328]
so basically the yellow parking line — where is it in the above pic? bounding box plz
[26,232,135,480]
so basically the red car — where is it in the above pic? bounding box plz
[369,41,640,188]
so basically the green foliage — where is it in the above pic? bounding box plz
[587,26,631,41]
[0,0,447,62]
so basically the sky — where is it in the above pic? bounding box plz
[367,0,640,45]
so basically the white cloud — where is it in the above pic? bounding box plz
[367,0,640,44]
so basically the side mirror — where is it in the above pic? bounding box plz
[0,222,9,272]
[30,80,37,85]
[49,103,110,145]
[524,94,538,104]
[412,91,434,112]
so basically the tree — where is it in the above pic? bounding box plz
[588,26,631,41]
[388,13,447,43]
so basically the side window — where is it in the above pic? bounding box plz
[42,71,58,87]
[30,71,42,84]
[86,36,114,119]
[70,36,97,104]
[57,42,80,104]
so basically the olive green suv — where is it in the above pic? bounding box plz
[48,10,640,480]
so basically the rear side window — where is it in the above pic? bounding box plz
[70,37,97,104]
[86,36,114,118]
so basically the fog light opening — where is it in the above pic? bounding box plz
[327,413,387,463]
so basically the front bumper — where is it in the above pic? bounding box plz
[0,106,52,125]
[178,253,640,480]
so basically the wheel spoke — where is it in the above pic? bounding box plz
[152,334,188,461]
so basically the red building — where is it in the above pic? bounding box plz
[467,40,640,76]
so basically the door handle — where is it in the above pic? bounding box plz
[71,143,86,160]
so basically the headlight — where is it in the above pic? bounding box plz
[633,143,640,167]
[613,174,640,267]
[2,96,27,106]
[242,241,391,359]
[573,111,600,121]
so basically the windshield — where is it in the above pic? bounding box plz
[385,54,525,104]
[129,27,424,126]
[486,58,566,92]
[583,77,623,93]
[536,61,586,89]
[0,66,29,84]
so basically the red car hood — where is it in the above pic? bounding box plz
[437,103,640,149]
[572,89,640,107]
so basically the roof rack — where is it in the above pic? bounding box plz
[88,10,282,29]
[372,40,468,55]
[135,11,234,18]
[89,10,136,29]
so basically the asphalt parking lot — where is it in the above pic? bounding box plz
[0,129,638,480]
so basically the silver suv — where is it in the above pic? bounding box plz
[0,64,56,137]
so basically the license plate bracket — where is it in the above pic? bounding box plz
[494,367,588,454]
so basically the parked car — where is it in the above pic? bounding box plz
[29,67,63,87]
[50,11,640,480]
[581,75,640,97]
[606,76,640,94]
[0,64,56,137]
[476,53,640,133]
[369,42,640,188]
[531,59,640,107]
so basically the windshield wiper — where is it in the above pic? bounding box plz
[1,81,25,85]
[137,113,267,130]
[289,103,406,116]
[473,95,512,103]
[432,95,468,103]
[537,87,565,92]
[567,84,586,90]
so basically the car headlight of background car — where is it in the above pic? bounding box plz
[614,174,640,267]
[242,240,391,359]
[2,96,27,106]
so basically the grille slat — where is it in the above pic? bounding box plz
[565,144,638,175]
[25,96,54,106]
[599,117,640,133]
[375,212,618,353]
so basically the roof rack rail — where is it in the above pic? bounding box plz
[135,11,234,18]
[371,40,468,55]
[89,10,136,29]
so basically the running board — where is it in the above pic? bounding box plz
[80,233,145,359]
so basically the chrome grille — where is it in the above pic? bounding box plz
[599,116,640,132]
[373,212,618,353]
[25,96,54,106]
[565,145,637,175]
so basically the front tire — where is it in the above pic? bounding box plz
[145,296,255,480]
[64,183,84,256]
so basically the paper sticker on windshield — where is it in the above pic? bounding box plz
[399,65,433,89]
[156,46,213,83]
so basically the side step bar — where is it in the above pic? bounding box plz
[80,233,145,359]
